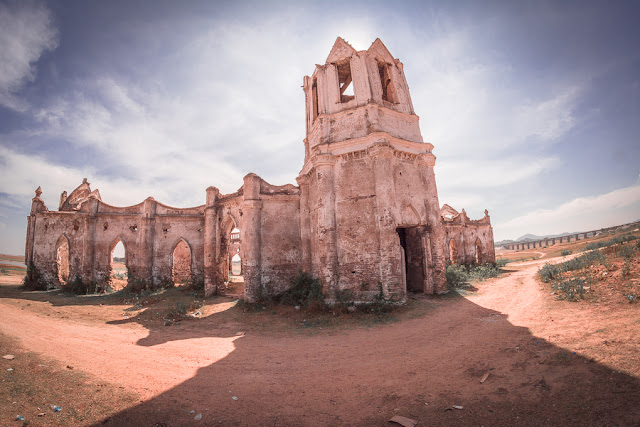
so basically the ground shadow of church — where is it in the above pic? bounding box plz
[94,294,640,426]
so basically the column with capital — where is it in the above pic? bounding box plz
[242,174,263,303]
[419,152,448,294]
[312,154,338,297]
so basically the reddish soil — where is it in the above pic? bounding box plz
[1,255,639,426]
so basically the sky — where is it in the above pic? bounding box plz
[1,0,639,254]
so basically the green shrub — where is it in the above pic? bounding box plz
[584,234,638,251]
[553,277,588,301]
[467,263,501,281]
[22,263,50,291]
[446,264,468,287]
[560,249,572,256]
[186,273,205,291]
[620,244,636,259]
[280,270,324,307]
[538,263,561,283]
[446,262,503,288]
[538,249,607,283]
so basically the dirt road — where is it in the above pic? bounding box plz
[1,262,639,426]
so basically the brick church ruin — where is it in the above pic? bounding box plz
[25,38,495,303]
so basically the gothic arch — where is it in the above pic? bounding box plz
[400,203,421,226]
[109,236,129,289]
[448,238,459,265]
[109,236,128,262]
[219,214,241,283]
[171,237,192,285]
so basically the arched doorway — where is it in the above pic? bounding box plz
[448,238,458,264]
[475,238,483,264]
[55,235,70,285]
[110,238,128,290]
[172,238,192,286]
[231,253,241,276]
[219,217,243,297]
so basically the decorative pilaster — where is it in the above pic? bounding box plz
[204,186,219,297]
[420,154,447,294]
[296,174,312,273]
[242,174,263,303]
[312,154,337,296]
[140,197,156,282]
[369,141,397,298]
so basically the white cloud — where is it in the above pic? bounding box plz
[410,32,580,155]
[0,146,159,208]
[436,155,560,189]
[495,182,640,239]
[0,1,58,111]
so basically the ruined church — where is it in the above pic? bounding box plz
[25,38,495,303]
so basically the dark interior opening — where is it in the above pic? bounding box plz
[378,61,398,103]
[337,60,355,103]
[311,79,319,121]
[397,227,425,293]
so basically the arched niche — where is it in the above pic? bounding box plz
[55,234,70,285]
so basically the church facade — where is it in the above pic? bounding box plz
[25,38,495,303]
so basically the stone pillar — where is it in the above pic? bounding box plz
[242,174,263,303]
[296,174,312,273]
[370,142,400,298]
[420,152,447,294]
[140,197,156,283]
[77,197,99,283]
[420,228,433,293]
[312,154,338,297]
[204,187,219,297]
[26,187,47,266]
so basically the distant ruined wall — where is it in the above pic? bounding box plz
[25,176,302,300]
[442,208,495,265]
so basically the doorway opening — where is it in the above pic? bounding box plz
[220,220,244,297]
[55,235,70,285]
[172,239,192,286]
[110,239,128,290]
[397,227,425,293]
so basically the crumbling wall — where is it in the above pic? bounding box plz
[442,209,495,265]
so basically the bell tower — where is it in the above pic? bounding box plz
[301,37,424,163]
[297,38,447,303]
